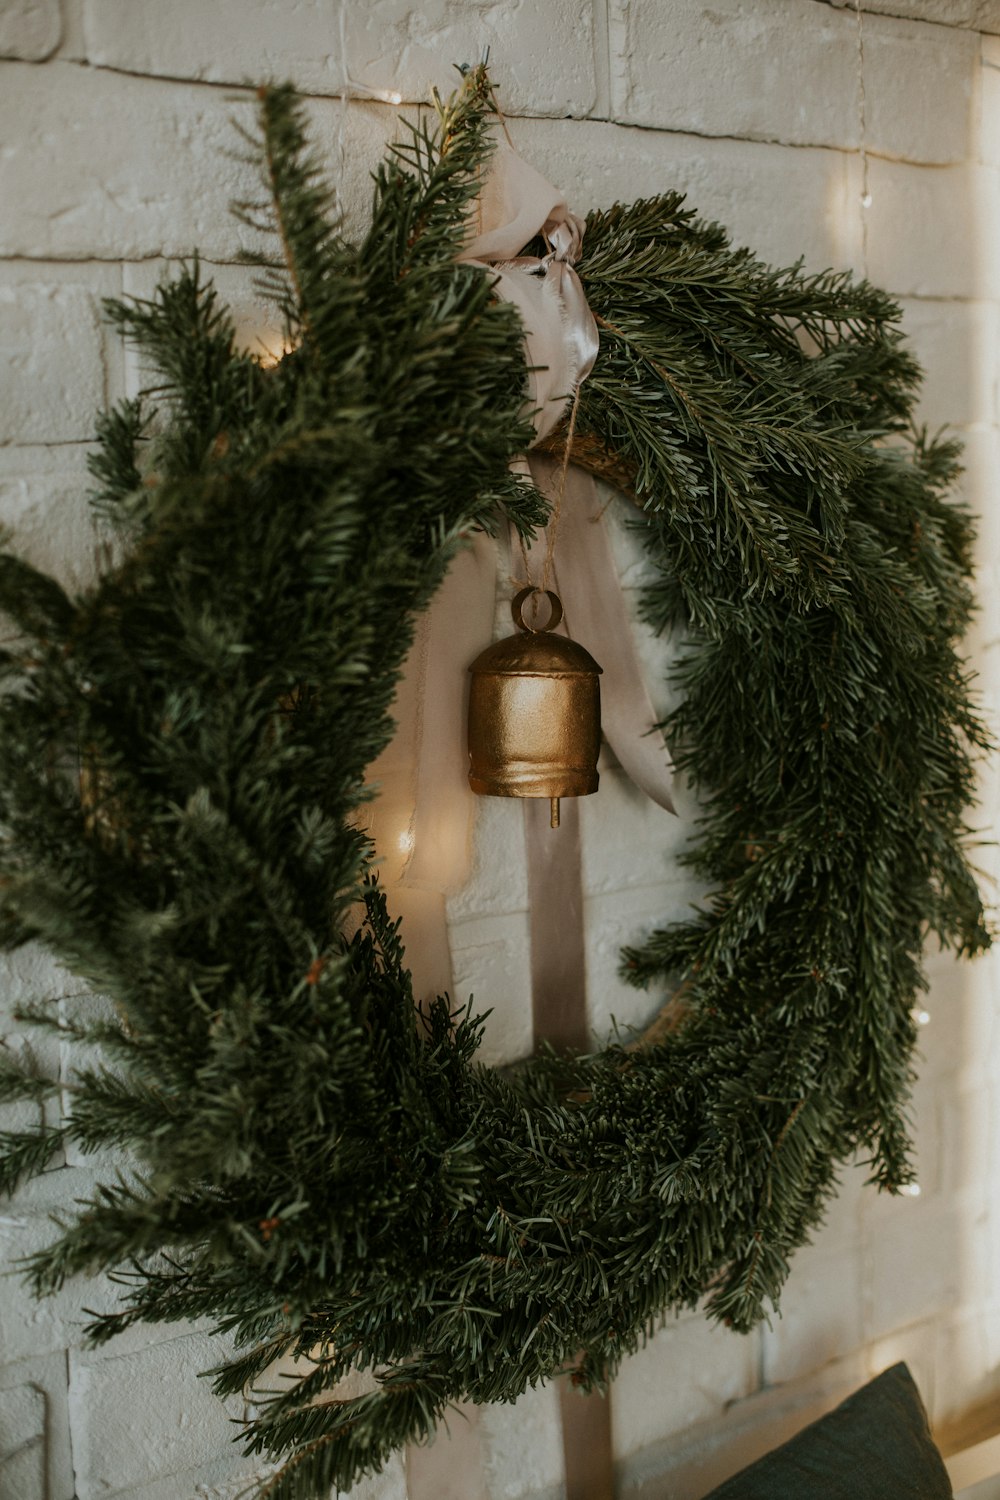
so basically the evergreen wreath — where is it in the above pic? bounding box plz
[0,66,990,1498]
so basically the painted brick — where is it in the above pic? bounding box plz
[832,0,1000,32]
[0,945,74,1151]
[0,441,93,482]
[617,1354,867,1500]
[932,1305,1000,1430]
[54,0,87,61]
[938,1082,994,1200]
[447,910,534,1067]
[2,66,854,276]
[583,881,697,1047]
[970,162,1000,303]
[81,0,598,119]
[69,1331,245,1497]
[612,1313,760,1457]
[959,429,1000,572]
[864,1322,938,1422]
[0,5,998,1497]
[0,470,101,592]
[912,948,988,1087]
[0,270,117,447]
[0,1353,75,1500]
[0,1163,178,1364]
[600,484,658,592]
[478,1382,564,1500]
[446,796,530,924]
[778,1158,869,1265]
[865,1199,967,1341]
[981,42,1000,169]
[861,13,978,165]
[860,1071,941,1219]
[0,942,84,1018]
[0,63,403,261]
[899,298,999,430]
[579,756,692,900]
[346,1455,409,1500]
[121,258,283,390]
[407,1403,488,1500]
[856,157,981,299]
[0,1031,47,1138]
[611,0,975,165]
[53,1448,401,1500]
[101,1455,274,1500]
[507,116,853,277]
[0,1382,45,1498]
[0,0,61,61]
[965,0,1000,26]
[763,1242,866,1385]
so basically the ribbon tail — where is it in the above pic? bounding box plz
[525,457,677,817]
[367,532,497,1003]
[402,530,498,892]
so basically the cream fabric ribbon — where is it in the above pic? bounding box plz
[458,142,600,437]
[366,141,676,1003]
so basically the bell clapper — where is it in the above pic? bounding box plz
[550,796,560,829]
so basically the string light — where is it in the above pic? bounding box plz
[913,1008,931,1027]
[902,1183,922,1197]
[854,0,871,270]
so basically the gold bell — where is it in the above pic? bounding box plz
[468,587,602,829]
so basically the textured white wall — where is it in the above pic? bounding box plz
[3,2,1000,1498]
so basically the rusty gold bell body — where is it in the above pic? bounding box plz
[468,587,602,828]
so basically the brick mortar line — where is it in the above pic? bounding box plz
[812,0,1000,36]
[591,0,612,120]
[63,1346,78,1499]
[0,438,98,450]
[8,56,975,173]
[0,256,991,311]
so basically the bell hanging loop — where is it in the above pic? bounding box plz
[511,585,563,635]
[467,586,603,830]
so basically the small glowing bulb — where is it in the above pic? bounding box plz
[256,331,295,369]
[397,829,414,855]
[384,90,403,105]
[914,1009,931,1027]
[903,1183,922,1198]
[860,192,873,209]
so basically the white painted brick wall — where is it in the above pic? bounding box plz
[3,4,1000,1497]
[80,0,600,118]
[0,0,61,61]
[610,0,977,164]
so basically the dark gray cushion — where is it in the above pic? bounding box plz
[703,1363,952,1499]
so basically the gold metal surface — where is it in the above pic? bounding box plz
[468,588,602,813]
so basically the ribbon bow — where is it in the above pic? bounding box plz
[366,141,675,1003]
[458,144,600,437]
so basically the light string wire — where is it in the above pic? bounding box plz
[854,0,871,275]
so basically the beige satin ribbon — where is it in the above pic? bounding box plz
[383,145,674,967]
[524,457,675,817]
[458,143,599,439]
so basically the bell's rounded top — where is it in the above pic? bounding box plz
[469,630,602,678]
